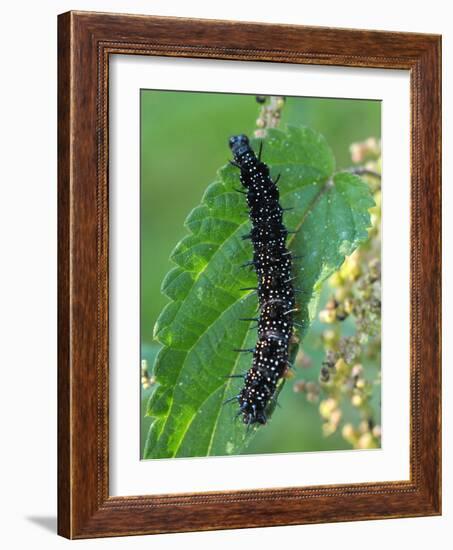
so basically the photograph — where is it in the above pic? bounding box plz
[140,91,382,460]
[53,9,441,540]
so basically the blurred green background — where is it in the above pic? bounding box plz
[141,90,381,457]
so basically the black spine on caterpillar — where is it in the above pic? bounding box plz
[228,134,296,426]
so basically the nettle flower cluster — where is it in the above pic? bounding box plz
[293,137,382,450]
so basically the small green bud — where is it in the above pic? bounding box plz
[372,425,382,439]
[319,398,337,419]
[335,287,347,302]
[322,422,337,437]
[356,378,366,390]
[305,381,318,394]
[357,433,379,449]
[319,309,337,324]
[335,358,349,376]
[344,298,354,315]
[322,329,338,347]
[342,423,357,444]
[351,394,363,407]
[306,392,319,403]
[351,364,363,378]
[293,380,306,393]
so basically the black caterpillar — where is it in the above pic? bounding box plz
[227,134,297,426]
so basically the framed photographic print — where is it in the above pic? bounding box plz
[58,11,441,538]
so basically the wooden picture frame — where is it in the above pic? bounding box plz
[58,10,441,539]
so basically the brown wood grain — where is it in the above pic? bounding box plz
[57,10,442,539]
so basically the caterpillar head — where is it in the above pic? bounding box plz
[229,134,250,157]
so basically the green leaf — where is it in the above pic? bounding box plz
[144,125,374,459]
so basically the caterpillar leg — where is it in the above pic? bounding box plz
[257,141,263,161]
[223,395,239,406]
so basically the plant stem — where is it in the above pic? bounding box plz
[254,96,285,138]
[349,167,382,179]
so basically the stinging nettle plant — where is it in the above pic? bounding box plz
[143,116,375,459]
[294,137,382,450]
